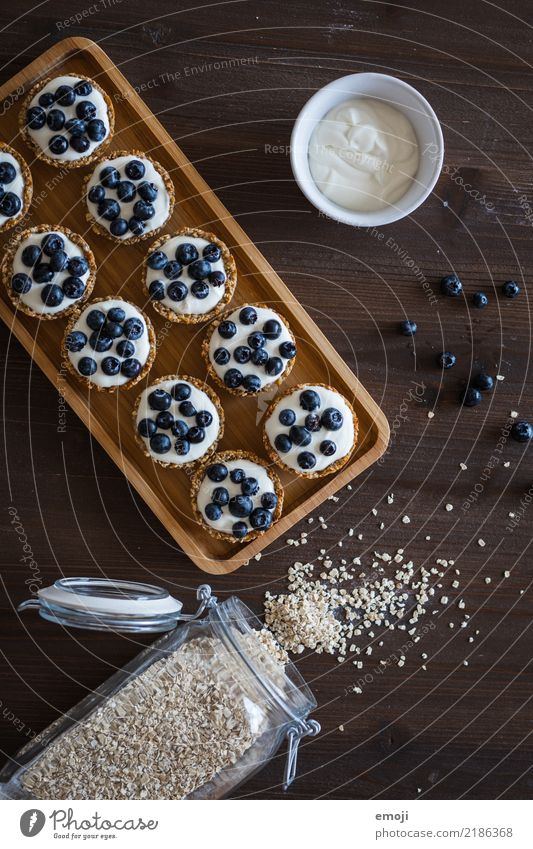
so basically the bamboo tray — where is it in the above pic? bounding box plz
[0,37,389,574]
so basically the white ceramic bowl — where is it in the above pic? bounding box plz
[290,72,444,227]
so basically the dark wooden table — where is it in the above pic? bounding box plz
[1,0,532,800]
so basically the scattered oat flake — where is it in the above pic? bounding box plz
[402,515,411,524]
[485,577,492,584]
[478,538,486,547]
[459,462,467,471]
[510,411,518,418]
[427,411,435,419]
[496,374,505,381]
[445,503,454,512]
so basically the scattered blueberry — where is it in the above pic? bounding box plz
[224,368,243,389]
[0,193,21,216]
[78,357,97,376]
[65,118,87,136]
[103,320,123,339]
[98,198,121,220]
[128,217,145,236]
[239,307,257,325]
[87,119,106,142]
[171,420,188,438]
[133,200,155,221]
[179,400,197,417]
[164,260,183,280]
[251,348,268,367]
[212,487,229,506]
[232,521,248,539]
[70,135,90,154]
[437,351,456,369]
[203,243,221,263]
[298,451,316,470]
[74,80,93,97]
[320,440,336,456]
[510,420,533,443]
[196,410,213,428]
[400,319,417,335]
[110,218,128,237]
[124,317,144,340]
[88,185,105,204]
[89,331,113,353]
[321,407,343,430]
[234,345,251,364]
[205,502,222,521]
[441,274,463,297]
[76,100,96,121]
[138,182,158,202]
[11,273,32,295]
[305,413,321,432]
[62,277,85,299]
[121,358,142,379]
[49,250,68,272]
[33,263,54,284]
[290,425,311,447]
[243,375,261,392]
[218,320,237,339]
[472,291,488,308]
[229,495,253,518]
[46,109,65,131]
[209,271,226,287]
[472,373,494,392]
[274,433,292,453]
[171,383,191,401]
[65,330,87,352]
[138,418,157,438]
[300,389,320,411]
[167,281,187,301]
[214,348,230,365]
[0,161,16,183]
[265,357,283,376]
[187,426,205,444]
[148,389,172,411]
[68,256,89,277]
[279,340,297,359]
[148,251,167,270]
[26,106,46,130]
[248,332,265,350]
[125,159,145,180]
[21,245,41,267]
[156,411,174,430]
[175,437,191,456]
[461,387,482,407]
[117,180,136,203]
[38,92,55,109]
[86,309,106,331]
[241,477,259,496]
[230,468,246,484]
[250,508,271,530]
[150,433,171,454]
[279,409,296,426]
[263,319,282,340]
[188,259,211,280]
[100,166,120,189]
[101,356,120,376]
[261,492,278,510]
[176,243,198,265]
[207,463,227,482]
[502,280,520,299]
[48,135,68,155]
[191,280,209,299]
[42,233,64,256]
[55,85,75,107]
[116,340,135,358]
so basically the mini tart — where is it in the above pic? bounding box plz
[1,224,96,319]
[191,450,283,543]
[263,382,359,478]
[133,374,224,469]
[202,303,297,396]
[20,73,114,169]
[83,150,174,244]
[63,296,155,392]
[143,227,237,324]
[0,142,32,231]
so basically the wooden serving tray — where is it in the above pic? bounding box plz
[0,37,389,574]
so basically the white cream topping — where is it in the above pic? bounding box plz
[12,230,90,315]
[86,154,170,240]
[208,305,294,390]
[265,384,355,474]
[197,458,276,536]
[136,378,220,465]
[146,234,227,316]
[67,299,151,388]
[27,74,110,162]
[0,150,25,227]
[309,97,419,212]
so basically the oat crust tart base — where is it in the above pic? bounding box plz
[1,224,97,320]
[62,296,156,393]
[143,227,237,324]
[190,449,284,543]
[202,302,297,397]
[262,381,359,479]
[83,149,175,244]
[0,142,33,232]
[132,373,225,470]
[19,74,115,169]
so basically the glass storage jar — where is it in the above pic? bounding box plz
[0,578,319,800]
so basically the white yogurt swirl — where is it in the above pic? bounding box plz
[309,97,419,212]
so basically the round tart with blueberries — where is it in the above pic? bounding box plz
[133,375,224,469]
[2,225,96,319]
[143,227,237,324]
[84,150,174,243]
[203,304,297,395]
[191,450,283,542]
[263,383,358,478]
[0,142,32,231]
[20,74,114,168]
[63,297,155,391]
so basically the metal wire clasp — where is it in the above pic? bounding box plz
[179,584,217,621]
[283,719,320,790]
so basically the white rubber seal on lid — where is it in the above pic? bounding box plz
[37,577,183,617]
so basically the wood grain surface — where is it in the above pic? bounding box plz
[0,0,532,800]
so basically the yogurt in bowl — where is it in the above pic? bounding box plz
[291,73,443,227]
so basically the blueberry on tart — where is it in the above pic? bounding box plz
[2,224,96,319]
[263,383,359,477]
[203,304,297,395]
[133,375,224,469]
[144,227,237,323]
[0,142,32,231]
[84,150,174,243]
[191,450,283,542]
[63,297,155,391]
[20,74,114,168]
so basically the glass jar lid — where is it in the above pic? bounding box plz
[18,578,214,633]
